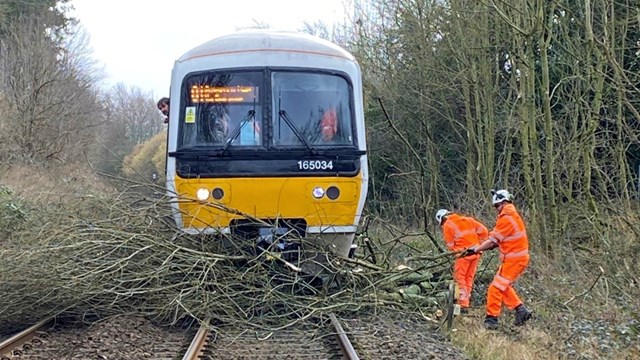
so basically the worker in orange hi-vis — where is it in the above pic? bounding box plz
[464,189,533,330]
[435,209,488,313]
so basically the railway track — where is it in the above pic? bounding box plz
[1,314,359,360]
[0,315,191,359]
[1,312,463,359]
[182,313,360,360]
[0,317,54,360]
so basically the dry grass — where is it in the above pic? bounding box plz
[0,162,116,205]
[447,250,640,360]
[450,312,559,360]
[449,307,638,360]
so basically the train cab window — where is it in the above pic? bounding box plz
[179,72,263,149]
[272,72,354,147]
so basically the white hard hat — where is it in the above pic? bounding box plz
[435,209,451,225]
[491,189,513,205]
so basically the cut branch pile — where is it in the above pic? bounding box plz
[0,187,455,334]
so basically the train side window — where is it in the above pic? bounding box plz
[272,72,354,147]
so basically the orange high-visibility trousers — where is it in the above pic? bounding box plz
[454,254,480,308]
[486,257,529,316]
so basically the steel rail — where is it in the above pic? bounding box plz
[0,317,54,358]
[329,313,359,360]
[182,319,211,360]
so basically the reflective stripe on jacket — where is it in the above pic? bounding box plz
[442,214,488,251]
[488,204,529,261]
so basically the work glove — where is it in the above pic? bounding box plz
[460,246,478,257]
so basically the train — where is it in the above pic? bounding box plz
[165,30,368,259]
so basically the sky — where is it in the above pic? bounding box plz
[69,0,347,99]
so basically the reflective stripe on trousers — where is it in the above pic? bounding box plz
[499,249,529,262]
[491,274,511,291]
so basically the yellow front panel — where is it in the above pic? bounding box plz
[175,175,363,229]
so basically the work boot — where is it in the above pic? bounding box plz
[460,307,469,315]
[514,304,533,326]
[484,315,499,330]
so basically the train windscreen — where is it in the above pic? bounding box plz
[272,72,354,147]
[179,71,263,148]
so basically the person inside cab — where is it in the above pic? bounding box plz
[320,106,338,142]
[206,108,229,144]
[239,117,261,145]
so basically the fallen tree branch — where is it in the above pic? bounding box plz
[0,185,458,334]
[563,266,604,306]
[339,256,385,272]
[404,250,462,263]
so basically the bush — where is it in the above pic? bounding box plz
[0,185,30,237]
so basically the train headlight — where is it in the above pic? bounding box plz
[312,187,325,199]
[196,188,210,201]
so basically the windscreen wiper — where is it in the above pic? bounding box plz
[278,109,317,155]
[217,110,256,156]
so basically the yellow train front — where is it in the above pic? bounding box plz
[165,31,368,258]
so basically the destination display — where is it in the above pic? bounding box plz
[190,85,258,103]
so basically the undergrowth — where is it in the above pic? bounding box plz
[449,242,640,359]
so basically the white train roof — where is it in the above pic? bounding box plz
[177,30,355,63]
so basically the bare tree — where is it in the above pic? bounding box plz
[0,12,102,163]
[106,83,163,145]
[345,0,640,256]
[90,84,164,176]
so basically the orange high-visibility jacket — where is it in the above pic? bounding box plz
[442,214,488,251]
[488,204,529,261]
